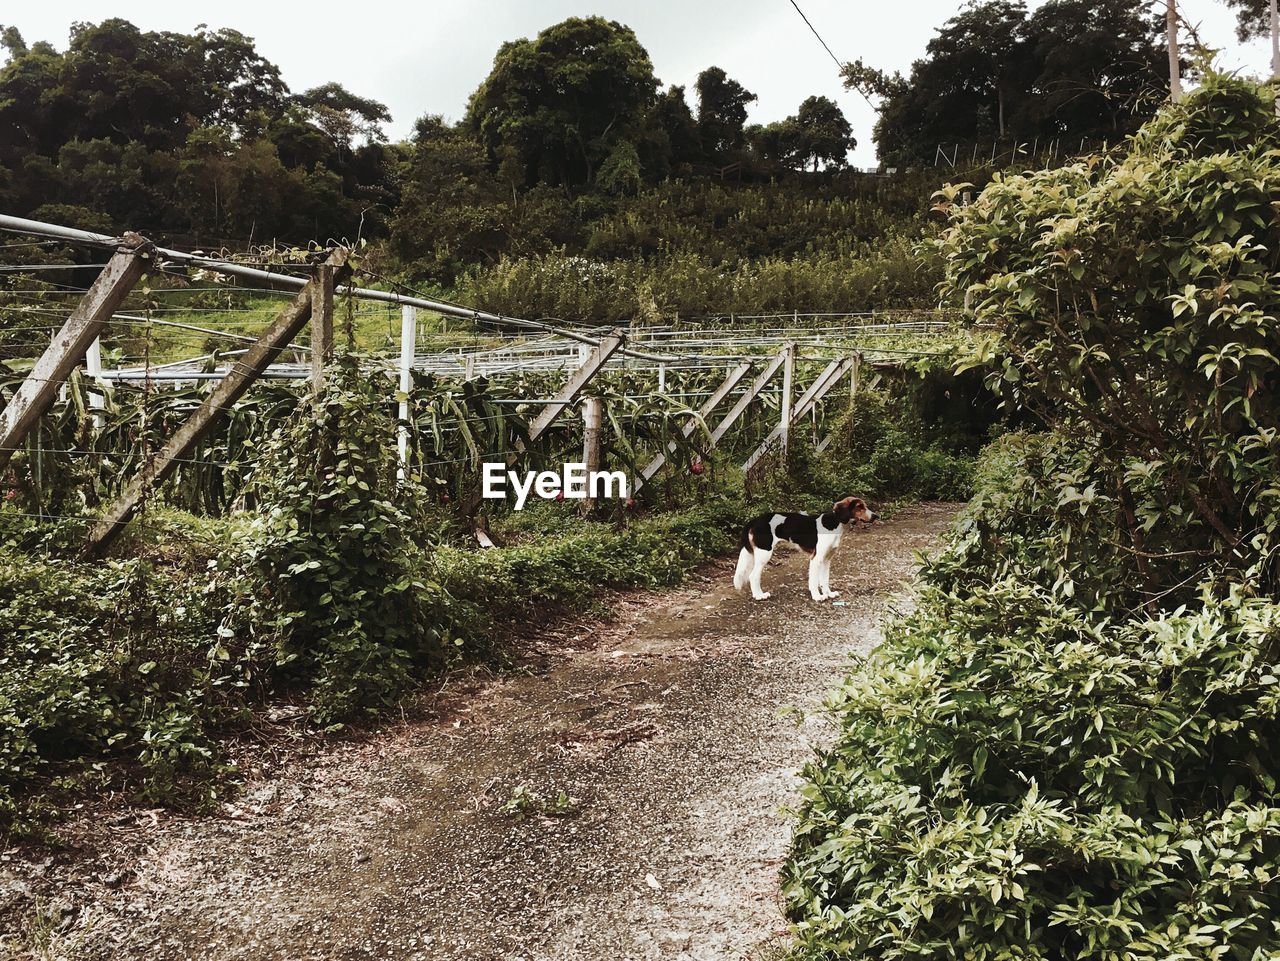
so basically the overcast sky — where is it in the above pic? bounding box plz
[5,1,1273,165]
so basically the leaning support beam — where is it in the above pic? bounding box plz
[526,331,624,444]
[742,356,856,473]
[84,248,349,556]
[466,330,625,527]
[706,348,789,447]
[633,360,752,493]
[0,237,150,474]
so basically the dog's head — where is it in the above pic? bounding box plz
[832,496,876,524]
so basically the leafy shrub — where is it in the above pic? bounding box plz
[784,566,1280,959]
[460,235,939,323]
[229,357,447,723]
[436,496,744,644]
[0,536,239,828]
[822,390,978,503]
[784,77,1280,960]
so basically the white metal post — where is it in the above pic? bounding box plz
[779,342,795,458]
[1167,0,1182,102]
[397,305,416,482]
[85,336,104,428]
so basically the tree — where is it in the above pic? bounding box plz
[1023,0,1167,134]
[793,96,854,170]
[868,0,1165,165]
[695,66,757,160]
[0,25,27,59]
[390,129,509,282]
[0,19,393,244]
[295,82,392,150]
[465,16,660,189]
[1224,0,1280,80]
[746,119,802,169]
[870,2,1030,165]
[655,84,701,170]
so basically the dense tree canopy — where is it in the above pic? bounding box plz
[695,66,758,160]
[464,17,660,189]
[0,19,397,244]
[862,0,1166,165]
[747,95,855,172]
[0,6,1182,258]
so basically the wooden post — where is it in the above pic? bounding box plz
[310,263,335,396]
[581,396,604,512]
[397,305,417,482]
[0,237,149,475]
[779,342,795,458]
[85,248,348,556]
[634,360,751,493]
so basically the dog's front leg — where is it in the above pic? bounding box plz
[822,555,840,599]
[808,556,827,602]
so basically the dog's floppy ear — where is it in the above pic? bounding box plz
[832,496,855,523]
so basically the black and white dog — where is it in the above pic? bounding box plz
[733,497,877,602]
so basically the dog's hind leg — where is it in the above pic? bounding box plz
[733,545,754,591]
[749,548,773,600]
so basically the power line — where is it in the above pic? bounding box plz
[787,0,844,71]
[785,0,878,110]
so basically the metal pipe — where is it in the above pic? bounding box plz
[0,213,678,364]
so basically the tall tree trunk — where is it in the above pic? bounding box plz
[1166,0,1182,102]
[1271,0,1279,81]
[997,85,1005,139]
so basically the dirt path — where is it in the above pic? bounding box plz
[8,503,954,961]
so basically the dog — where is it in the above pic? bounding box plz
[733,497,876,602]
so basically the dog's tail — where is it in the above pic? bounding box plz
[733,526,753,592]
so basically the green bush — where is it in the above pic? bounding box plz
[228,357,448,723]
[822,391,978,503]
[0,537,240,827]
[435,496,744,644]
[785,564,1280,959]
[783,76,1280,960]
[460,235,939,323]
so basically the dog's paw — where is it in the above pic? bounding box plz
[825,590,841,599]
[810,593,829,602]
[752,592,772,601]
